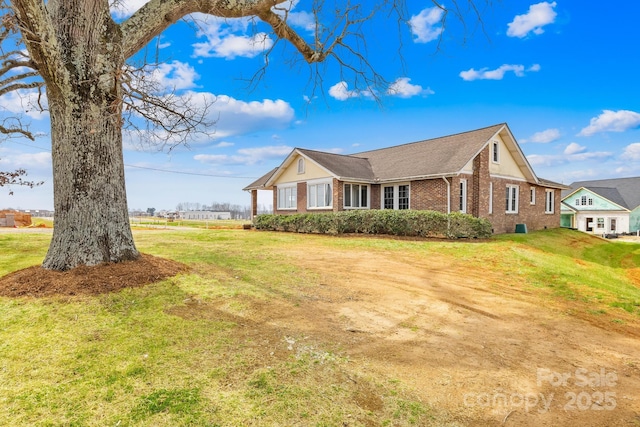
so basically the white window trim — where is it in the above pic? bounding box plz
[307,179,333,210]
[343,183,370,209]
[297,158,305,174]
[381,183,410,210]
[277,183,297,210]
[506,185,519,214]
[545,190,555,214]
[530,187,536,205]
[459,179,467,213]
[489,182,493,214]
[492,141,500,164]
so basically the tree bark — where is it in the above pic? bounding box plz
[13,0,139,270]
[9,0,321,270]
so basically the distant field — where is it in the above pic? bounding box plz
[1,228,639,426]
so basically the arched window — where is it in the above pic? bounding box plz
[297,158,305,174]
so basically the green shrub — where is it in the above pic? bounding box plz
[253,210,492,239]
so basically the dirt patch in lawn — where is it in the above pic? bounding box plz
[184,242,640,427]
[1,235,639,426]
[0,254,187,297]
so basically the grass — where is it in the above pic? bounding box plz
[0,227,639,426]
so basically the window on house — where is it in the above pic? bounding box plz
[297,158,305,174]
[588,198,593,206]
[610,218,617,232]
[277,185,297,209]
[383,184,410,210]
[581,195,587,205]
[308,182,332,208]
[575,198,580,206]
[492,141,500,163]
[545,190,554,214]
[489,182,493,214]
[530,188,536,205]
[597,218,605,229]
[505,185,519,213]
[344,184,369,209]
[459,179,467,213]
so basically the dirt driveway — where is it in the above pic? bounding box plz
[240,242,640,426]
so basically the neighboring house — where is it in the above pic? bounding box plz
[561,177,640,234]
[244,123,567,234]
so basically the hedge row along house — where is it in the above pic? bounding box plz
[244,123,568,234]
[560,177,640,234]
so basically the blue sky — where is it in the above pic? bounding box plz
[1,0,639,212]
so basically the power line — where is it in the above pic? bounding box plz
[4,139,260,179]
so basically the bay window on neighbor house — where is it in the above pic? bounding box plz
[459,179,467,213]
[277,184,297,209]
[506,185,519,213]
[308,181,332,209]
[545,189,554,214]
[383,184,410,210]
[344,183,369,209]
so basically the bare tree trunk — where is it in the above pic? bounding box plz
[13,0,141,270]
[42,91,139,270]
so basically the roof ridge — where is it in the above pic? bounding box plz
[352,123,506,156]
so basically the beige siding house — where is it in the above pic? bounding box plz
[244,123,567,234]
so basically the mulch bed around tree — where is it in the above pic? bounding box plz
[0,254,188,298]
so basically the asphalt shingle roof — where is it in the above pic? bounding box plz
[565,177,640,210]
[351,123,505,180]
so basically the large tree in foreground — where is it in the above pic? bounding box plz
[9,0,486,271]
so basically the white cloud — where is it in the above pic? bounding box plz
[0,89,49,120]
[459,64,540,81]
[409,6,444,43]
[578,110,640,136]
[563,142,585,155]
[522,128,560,143]
[149,60,200,91]
[329,81,374,101]
[387,77,434,98]
[194,145,293,165]
[272,0,315,32]
[124,92,295,149]
[507,2,557,38]
[527,144,612,167]
[212,141,234,148]
[191,17,273,59]
[0,151,51,169]
[621,143,640,161]
[110,0,149,19]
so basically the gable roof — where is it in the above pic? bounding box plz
[263,123,547,188]
[351,123,510,180]
[243,167,278,191]
[563,177,640,210]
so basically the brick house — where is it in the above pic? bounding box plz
[244,123,567,234]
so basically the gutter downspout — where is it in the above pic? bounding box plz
[442,177,451,214]
[443,177,451,238]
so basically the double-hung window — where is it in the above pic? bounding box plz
[344,183,369,209]
[383,184,410,210]
[277,184,297,210]
[308,181,332,209]
[505,185,519,213]
[545,190,554,214]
